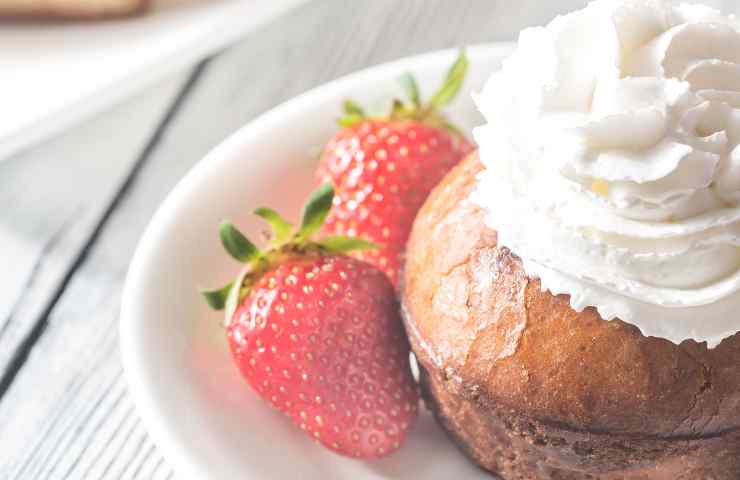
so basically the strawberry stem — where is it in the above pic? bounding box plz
[201,184,377,322]
[334,49,469,131]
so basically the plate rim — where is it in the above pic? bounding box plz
[0,0,310,162]
[119,41,515,479]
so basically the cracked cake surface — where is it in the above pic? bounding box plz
[402,153,740,479]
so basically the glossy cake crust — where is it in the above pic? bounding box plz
[402,153,740,479]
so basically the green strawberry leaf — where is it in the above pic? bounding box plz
[337,113,365,127]
[254,207,293,246]
[201,282,233,310]
[219,222,260,263]
[429,49,468,110]
[299,183,334,240]
[398,73,421,108]
[343,100,365,117]
[224,267,250,327]
[319,235,380,253]
[337,100,366,127]
[203,184,385,321]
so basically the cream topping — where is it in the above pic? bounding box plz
[473,0,740,347]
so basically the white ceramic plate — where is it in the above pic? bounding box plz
[0,0,308,161]
[120,43,514,480]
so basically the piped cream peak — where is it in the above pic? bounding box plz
[473,0,740,347]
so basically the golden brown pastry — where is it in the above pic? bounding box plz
[0,0,148,19]
[402,153,740,479]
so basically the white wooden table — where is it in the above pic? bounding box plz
[0,0,735,478]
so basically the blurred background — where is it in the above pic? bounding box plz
[0,0,736,478]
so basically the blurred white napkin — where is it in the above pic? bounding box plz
[0,0,308,162]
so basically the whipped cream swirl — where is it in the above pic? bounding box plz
[473,0,740,347]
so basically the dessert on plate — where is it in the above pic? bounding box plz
[201,55,472,460]
[403,1,740,478]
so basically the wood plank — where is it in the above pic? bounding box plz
[6,0,736,478]
[0,70,194,393]
[0,71,198,478]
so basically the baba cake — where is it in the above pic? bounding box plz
[402,1,740,478]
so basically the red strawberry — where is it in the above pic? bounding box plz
[202,184,419,459]
[318,51,475,286]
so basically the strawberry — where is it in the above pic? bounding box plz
[318,51,475,286]
[202,184,419,459]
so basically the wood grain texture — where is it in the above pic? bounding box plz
[0,72,191,386]
[0,70,195,479]
[0,0,737,478]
